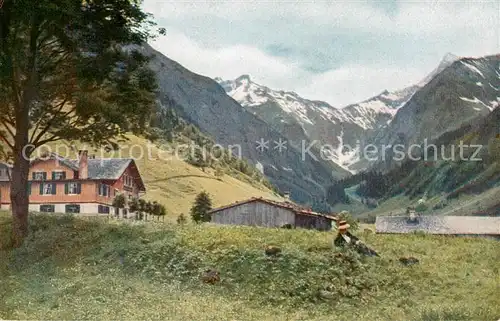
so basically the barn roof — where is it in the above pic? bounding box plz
[375,215,500,235]
[208,197,338,221]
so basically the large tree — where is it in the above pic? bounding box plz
[190,191,212,223]
[0,0,161,246]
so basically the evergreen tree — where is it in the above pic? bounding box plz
[190,191,213,223]
[214,166,224,179]
[112,194,127,217]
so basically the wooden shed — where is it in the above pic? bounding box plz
[208,197,337,231]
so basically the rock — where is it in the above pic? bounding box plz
[201,269,220,284]
[265,245,282,256]
[399,257,419,266]
[363,228,374,234]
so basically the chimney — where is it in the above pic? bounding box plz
[78,150,88,179]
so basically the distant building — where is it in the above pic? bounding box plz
[0,150,145,215]
[209,197,337,231]
[375,215,500,239]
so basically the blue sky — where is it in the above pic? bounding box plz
[143,0,499,107]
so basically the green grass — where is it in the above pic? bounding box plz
[1,211,499,320]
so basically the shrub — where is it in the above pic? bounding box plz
[337,210,359,231]
[190,191,213,223]
[177,213,187,225]
[415,203,428,213]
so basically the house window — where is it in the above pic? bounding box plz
[98,205,110,214]
[65,204,80,213]
[32,172,47,180]
[40,183,56,195]
[40,204,55,213]
[124,174,133,187]
[52,171,66,180]
[65,182,81,195]
[98,183,110,197]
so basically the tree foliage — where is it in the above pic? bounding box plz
[112,194,127,210]
[337,210,359,232]
[0,0,162,246]
[190,191,212,223]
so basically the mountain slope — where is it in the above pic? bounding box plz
[216,54,459,173]
[369,54,500,169]
[139,44,349,206]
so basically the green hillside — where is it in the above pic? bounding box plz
[1,212,498,320]
[327,107,500,219]
[39,134,282,220]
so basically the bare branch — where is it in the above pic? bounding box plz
[33,134,61,147]
[30,99,70,145]
[0,116,16,144]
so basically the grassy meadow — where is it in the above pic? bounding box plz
[1,211,499,320]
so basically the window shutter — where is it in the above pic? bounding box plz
[51,184,56,195]
[77,183,81,194]
[65,183,68,194]
[39,183,44,195]
[32,172,36,180]
[62,172,66,179]
[43,172,47,180]
[28,182,32,195]
[52,172,56,180]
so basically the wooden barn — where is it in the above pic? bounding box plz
[208,197,337,231]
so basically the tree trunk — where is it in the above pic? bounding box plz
[10,143,31,248]
[10,85,33,247]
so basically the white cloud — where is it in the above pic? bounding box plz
[143,1,499,106]
[149,31,427,106]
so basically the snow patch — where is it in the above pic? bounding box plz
[460,96,494,111]
[461,61,485,78]
[476,82,483,87]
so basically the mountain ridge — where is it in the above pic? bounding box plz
[215,53,462,173]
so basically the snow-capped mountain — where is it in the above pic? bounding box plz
[216,74,369,172]
[215,53,461,173]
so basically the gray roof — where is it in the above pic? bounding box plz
[50,154,79,171]
[69,159,132,179]
[0,162,12,182]
[375,216,500,235]
[30,153,143,187]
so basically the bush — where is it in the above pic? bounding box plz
[415,203,428,213]
[177,213,187,225]
[337,210,359,231]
